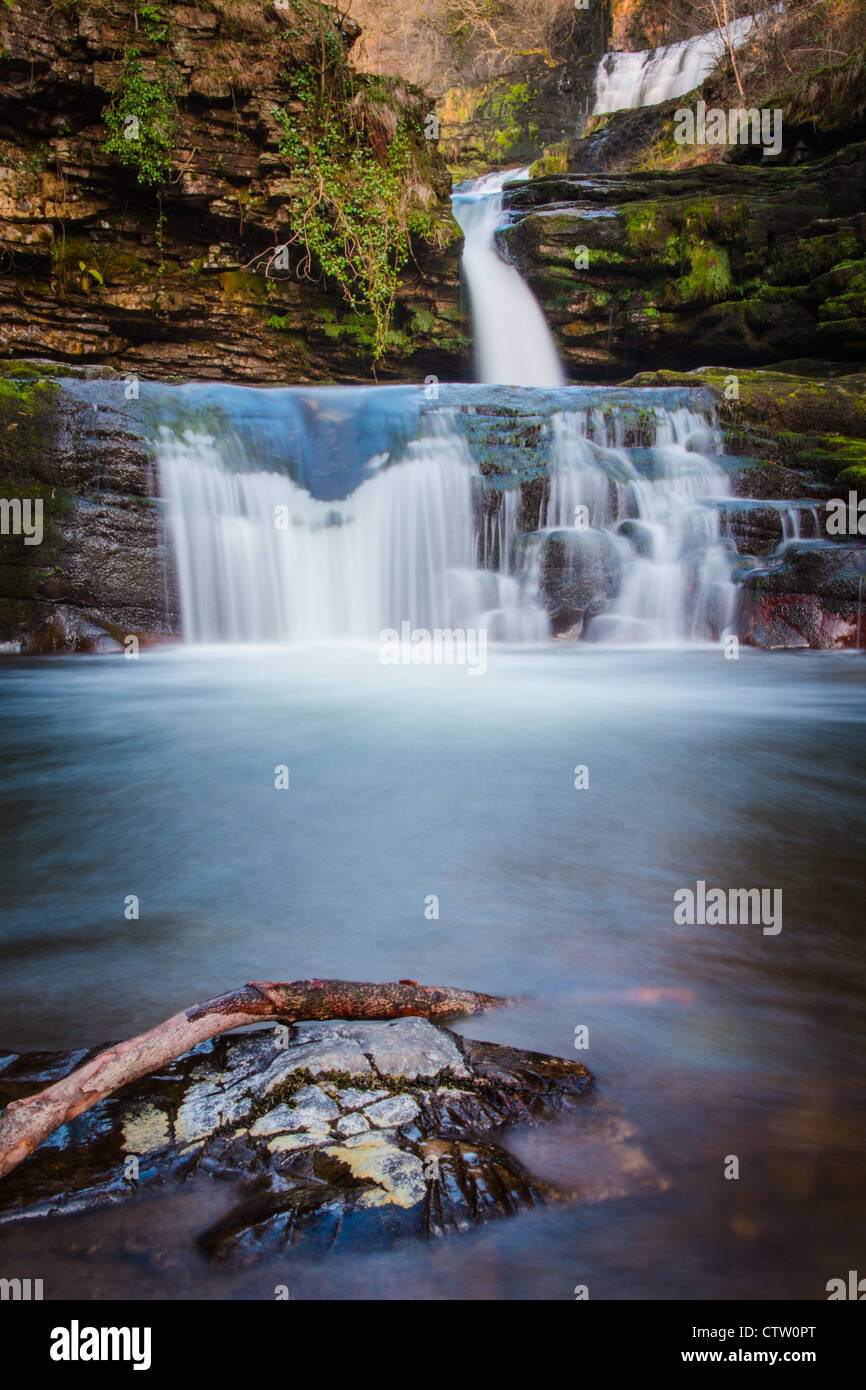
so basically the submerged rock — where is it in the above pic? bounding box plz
[0,1016,660,1261]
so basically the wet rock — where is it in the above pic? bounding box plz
[616,518,655,558]
[712,499,824,555]
[0,1016,623,1261]
[256,1037,373,1088]
[291,1016,469,1081]
[174,1081,253,1146]
[539,528,622,634]
[737,541,866,647]
[249,1086,339,1137]
[334,1112,371,1138]
[323,1136,427,1209]
[326,1086,389,1110]
[364,1094,421,1129]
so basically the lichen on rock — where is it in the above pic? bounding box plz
[0,1015,646,1260]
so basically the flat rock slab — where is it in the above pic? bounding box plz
[0,1017,660,1262]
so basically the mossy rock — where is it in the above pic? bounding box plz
[836,464,866,499]
[0,379,60,476]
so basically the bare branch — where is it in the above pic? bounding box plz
[0,978,509,1179]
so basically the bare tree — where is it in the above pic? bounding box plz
[422,0,581,76]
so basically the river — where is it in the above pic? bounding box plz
[1,644,864,1298]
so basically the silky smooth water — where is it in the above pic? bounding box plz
[452,169,566,388]
[1,646,864,1299]
[155,387,736,646]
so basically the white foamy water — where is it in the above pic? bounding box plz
[451,169,566,388]
[519,405,735,644]
[156,394,735,647]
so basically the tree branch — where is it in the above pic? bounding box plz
[0,978,509,1179]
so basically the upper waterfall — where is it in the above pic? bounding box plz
[593,16,757,114]
[451,169,566,388]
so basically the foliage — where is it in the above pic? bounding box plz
[135,4,169,44]
[272,41,440,361]
[102,49,178,188]
[425,0,580,73]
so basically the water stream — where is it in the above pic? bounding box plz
[451,168,566,388]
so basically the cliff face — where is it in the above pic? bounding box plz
[608,0,705,50]
[0,0,466,383]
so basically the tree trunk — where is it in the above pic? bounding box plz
[0,978,508,1180]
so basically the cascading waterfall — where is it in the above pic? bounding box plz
[593,16,756,114]
[451,169,566,388]
[520,405,735,644]
[156,391,735,647]
[159,415,483,644]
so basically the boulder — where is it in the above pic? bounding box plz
[539,527,622,633]
[737,540,866,647]
[0,1015,667,1261]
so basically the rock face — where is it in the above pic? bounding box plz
[737,543,866,650]
[0,371,176,649]
[539,528,622,635]
[0,1017,605,1259]
[0,0,466,383]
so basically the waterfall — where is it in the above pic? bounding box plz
[160,414,484,643]
[520,404,735,643]
[451,169,566,388]
[155,149,739,649]
[593,16,757,114]
[155,388,735,647]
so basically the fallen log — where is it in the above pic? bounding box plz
[0,978,508,1180]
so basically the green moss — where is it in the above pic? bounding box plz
[0,379,60,475]
[529,143,569,179]
[220,271,267,303]
[410,307,436,336]
[770,230,861,286]
[587,248,629,267]
[674,244,732,304]
[836,465,866,496]
[820,290,866,320]
[52,238,148,294]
